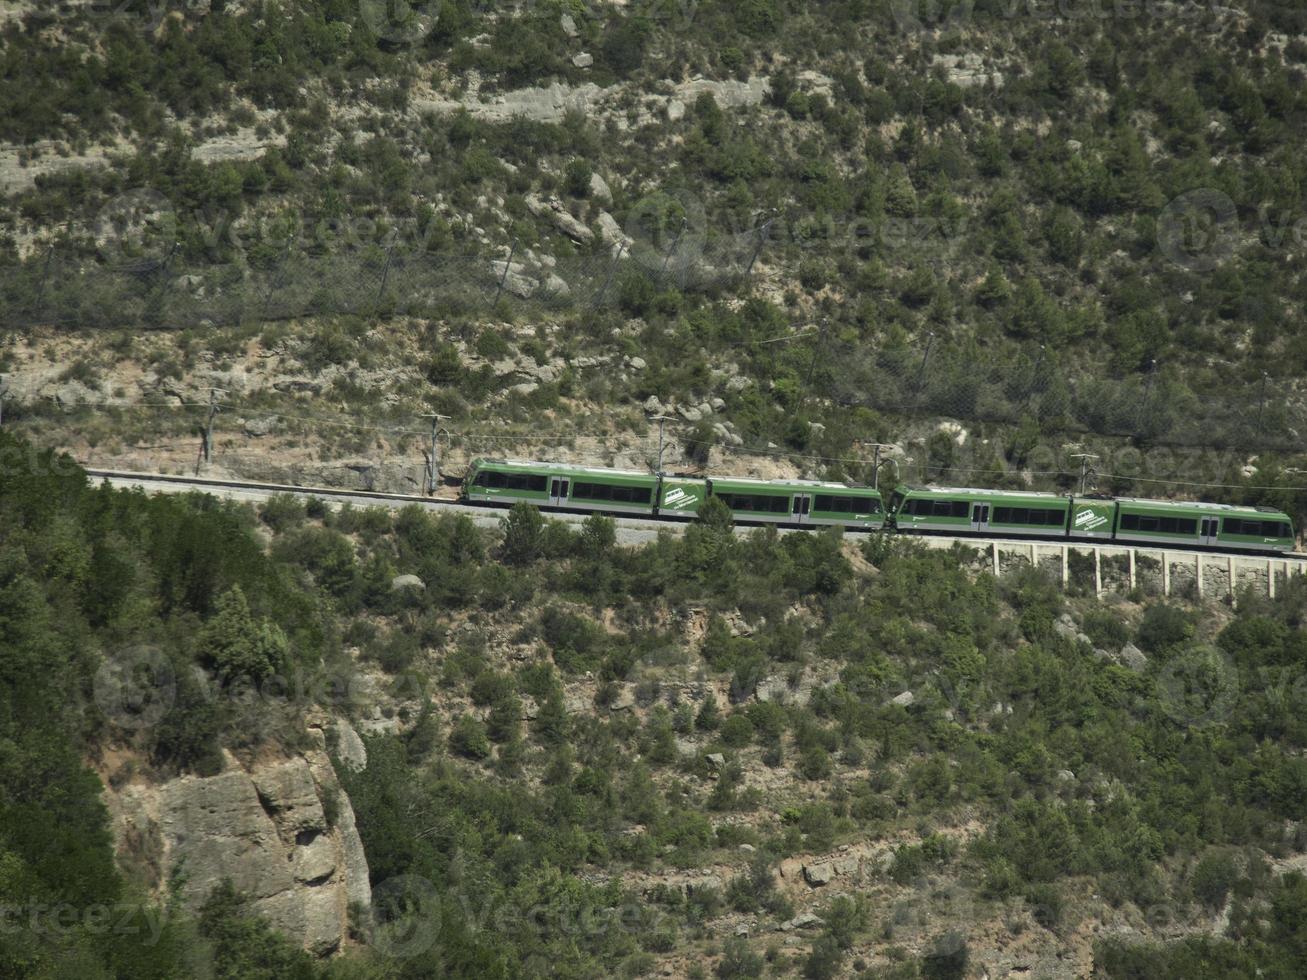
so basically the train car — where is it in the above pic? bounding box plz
[465,459,659,516]
[708,477,885,529]
[1111,497,1294,553]
[892,486,1070,538]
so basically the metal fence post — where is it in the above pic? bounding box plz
[592,243,626,306]
[492,238,518,309]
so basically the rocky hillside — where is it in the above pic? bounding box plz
[3,1,1307,520]
[8,436,1307,977]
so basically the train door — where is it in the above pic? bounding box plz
[1199,516,1219,547]
[970,503,990,533]
[792,494,811,526]
[549,478,570,509]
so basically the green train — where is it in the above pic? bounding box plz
[464,458,1297,555]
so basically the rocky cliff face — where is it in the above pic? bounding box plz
[105,725,371,956]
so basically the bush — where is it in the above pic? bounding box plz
[501,503,544,565]
[720,713,755,747]
[1136,603,1195,653]
[449,714,491,760]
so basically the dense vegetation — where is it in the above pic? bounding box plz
[7,0,1307,974]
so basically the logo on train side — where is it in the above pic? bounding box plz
[1073,508,1109,530]
[662,487,697,509]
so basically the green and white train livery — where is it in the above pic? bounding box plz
[465,459,886,530]
[464,460,1295,555]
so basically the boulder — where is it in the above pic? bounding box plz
[572,52,593,68]
[333,720,368,772]
[780,912,824,931]
[526,194,594,243]
[706,753,726,770]
[643,395,664,414]
[597,210,633,252]
[1117,642,1148,672]
[390,574,426,592]
[589,171,612,204]
[803,862,835,887]
[889,690,915,708]
[243,416,278,437]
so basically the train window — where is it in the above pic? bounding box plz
[928,500,967,517]
[816,494,878,514]
[718,493,789,513]
[573,482,654,504]
[477,470,544,491]
[1225,518,1291,537]
[502,473,547,492]
[992,507,1064,526]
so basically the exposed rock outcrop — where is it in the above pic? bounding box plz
[106,750,370,957]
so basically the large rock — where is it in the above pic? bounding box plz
[1117,643,1148,672]
[333,720,367,772]
[526,194,594,243]
[160,770,293,903]
[803,862,835,887]
[597,211,633,253]
[106,751,373,959]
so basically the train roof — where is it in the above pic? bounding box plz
[898,485,1068,501]
[1112,496,1290,517]
[709,476,877,491]
[472,458,655,479]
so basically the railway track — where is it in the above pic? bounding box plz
[84,465,1307,572]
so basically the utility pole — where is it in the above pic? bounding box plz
[421,413,451,495]
[910,331,936,416]
[862,442,893,489]
[492,238,518,309]
[649,414,677,476]
[1070,453,1099,495]
[657,218,687,287]
[592,243,626,306]
[804,318,830,389]
[745,210,776,278]
[195,387,225,476]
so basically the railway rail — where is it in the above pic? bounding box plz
[83,468,1307,604]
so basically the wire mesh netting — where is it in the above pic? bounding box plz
[2,228,1301,456]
